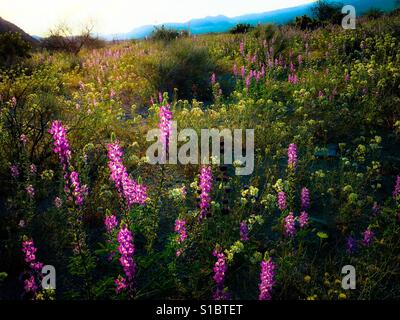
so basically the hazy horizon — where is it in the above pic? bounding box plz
[0,0,316,36]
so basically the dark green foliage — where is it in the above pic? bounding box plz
[311,0,345,25]
[230,23,254,34]
[0,32,31,68]
[150,25,184,42]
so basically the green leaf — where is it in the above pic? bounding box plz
[317,232,329,239]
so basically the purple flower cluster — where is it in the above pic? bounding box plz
[105,215,118,233]
[362,229,375,247]
[372,202,380,216]
[210,73,216,85]
[258,258,276,300]
[393,175,400,199]
[22,239,44,295]
[240,221,249,242]
[10,165,19,178]
[199,166,212,221]
[277,191,287,211]
[54,197,62,208]
[49,120,88,207]
[20,134,28,145]
[299,211,309,228]
[284,212,296,237]
[346,235,357,255]
[158,104,173,157]
[116,225,136,294]
[30,164,37,175]
[288,143,298,168]
[26,185,35,199]
[174,219,187,244]
[212,249,229,300]
[288,73,299,84]
[69,171,86,207]
[49,121,71,172]
[301,187,310,210]
[107,142,148,207]
[240,41,244,56]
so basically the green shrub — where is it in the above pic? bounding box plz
[230,23,254,34]
[311,0,345,25]
[142,40,219,101]
[150,25,183,42]
[0,32,31,68]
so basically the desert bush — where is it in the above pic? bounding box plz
[230,23,254,34]
[0,32,31,68]
[311,0,345,25]
[41,23,105,55]
[150,25,184,42]
[142,40,220,101]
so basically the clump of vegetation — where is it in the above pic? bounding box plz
[150,25,188,42]
[0,32,31,68]
[230,23,254,34]
[41,23,105,55]
[142,39,221,101]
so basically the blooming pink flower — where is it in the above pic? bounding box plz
[158,103,173,157]
[49,121,71,172]
[30,164,37,175]
[105,215,118,233]
[301,187,310,210]
[240,221,249,242]
[107,142,148,207]
[258,258,276,300]
[10,165,19,178]
[240,41,244,55]
[212,249,230,300]
[11,96,17,107]
[174,219,187,244]
[116,225,136,293]
[299,211,309,228]
[393,176,400,199]
[284,212,296,237]
[277,191,287,211]
[199,166,212,221]
[26,185,35,199]
[54,197,62,208]
[288,143,298,168]
[22,239,44,296]
[362,229,375,246]
[20,134,28,145]
[210,73,216,85]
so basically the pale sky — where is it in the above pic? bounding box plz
[0,0,316,36]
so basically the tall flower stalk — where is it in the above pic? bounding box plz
[288,143,298,169]
[393,175,400,199]
[277,191,287,211]
[115,224,136,295]
[107,141,148,208]
[212,249,230,300]
[22,238,44,298]
[258,258,276,300]
[49,120,92,298]
[284,212,296,237]
[158,103,173,160]
[174,219,187,257]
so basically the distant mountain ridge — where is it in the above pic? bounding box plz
[0,16,38,44]
[103,0,397,40]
